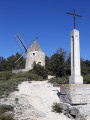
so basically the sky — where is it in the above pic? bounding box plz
[0,0,90,60]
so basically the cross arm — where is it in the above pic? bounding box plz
[75,14,82,17]
[67,13,74,15]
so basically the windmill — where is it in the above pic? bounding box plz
[14,33,38,69]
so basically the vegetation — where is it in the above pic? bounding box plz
[49,76,69,84]
[33,62,48,79]
[45,48,71,77]
[46,49,90,77]
[0,48,89,120]
[46,48,69,77]
[0,48,89,86]
[83,74,90,84]
[45,48,90,84]
[0,48,89,98]
[0,105,15,120]
[81,59,90,75]
[0,63,48,120]
[0,66,48,98]
[0,48,90,78]
[0,105,14,113]
[52,103,62,113]
[49,74,90,84]
[0,53,25,71]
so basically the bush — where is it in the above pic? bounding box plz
[13,71,44,81]
[0,70,46,98]
[0,71,13,81]
[49,76,69,84]
[0,105,14,113]
[0,76,31,98]
[33,63,48,79]
[27,72,40,80]
[0,105,14,120]
[0,113,15,120]
[83,74,90,84]
[52,103,62,113]
[12,72,28,79]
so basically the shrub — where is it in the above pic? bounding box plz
[13,71,44,81]
[33,63,48,79]
[0,105,14,112]
[52,103,62,113]
[0,70,45,98]
[0,77,29,98]
[48,76,69,84]
[83,74,90,84]
[27,72,39,80]
[0,105,14,120]
[0,114,15,120]
[12,72,28,78]
[0,71,13,81]
[27,71,43,81]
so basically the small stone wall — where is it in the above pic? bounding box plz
[60,84,90,105]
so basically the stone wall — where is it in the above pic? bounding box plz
[60,84,90,104]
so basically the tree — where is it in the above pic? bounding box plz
[0,57,6,71]
[14,52,25,69]
[81,59,90,75]
[5,55,15,70]
[49,48,67,77]
[64,53,71,75]
[5,52,25,71]
[45,56,50,70]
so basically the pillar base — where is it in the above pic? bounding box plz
[60,84,90,104]
[69,75,83,84]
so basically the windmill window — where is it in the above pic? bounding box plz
[33,53,35,56]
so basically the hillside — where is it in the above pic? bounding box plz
[0,80,74,120]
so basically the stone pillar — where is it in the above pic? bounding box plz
[69,29,83,84]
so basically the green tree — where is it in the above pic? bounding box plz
[0,57,6,71]
[14,52,25,70]
[5,52,25,71]
[45,56,50,70]
[5,55,15,70]
[81,59,90,75]
[49,48,67,77]
[64,53,71,75]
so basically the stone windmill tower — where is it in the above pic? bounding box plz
[25,40,45,71]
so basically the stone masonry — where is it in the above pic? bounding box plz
[25,40,45,71]
[60,84,90,104]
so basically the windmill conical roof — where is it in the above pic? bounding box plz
[27,40,42,52]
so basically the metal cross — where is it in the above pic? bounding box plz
[67,9,82,29]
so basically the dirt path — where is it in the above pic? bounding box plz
[0,80,74,120]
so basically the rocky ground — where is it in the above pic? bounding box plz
[0,80,74,120]
[59,102,90,120]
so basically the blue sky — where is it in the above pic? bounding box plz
[0,0,90,60]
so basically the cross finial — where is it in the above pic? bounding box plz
[67,9,82,29]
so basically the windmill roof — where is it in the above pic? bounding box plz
[27,40,42,52]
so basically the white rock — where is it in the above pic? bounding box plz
[0,81,74,120]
